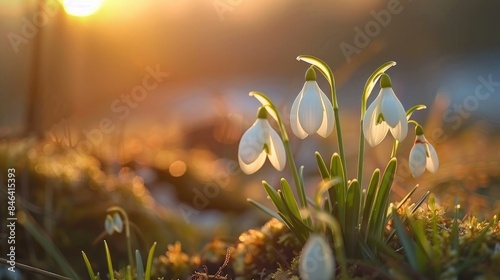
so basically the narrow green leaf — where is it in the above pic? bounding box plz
[357,232,376,261]
[263,181,286,214]
[135,250,144,280]
[391,209,419,271]
[345,179,361,257]
[280,178,301,219]
[247,198,283,221]
[126,265,132,280]
[104,240,114,280]
[330,153,345,228]
[145,242,157,280]
[278,212,307,244]
[368,158,396,249]
[361,168,380,236]
[81,251,96,280]
[279,190,313,235]
[315,151,330,180]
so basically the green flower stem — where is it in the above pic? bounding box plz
[249,92,310,224]
[297,55,348,191]
[107,206,134,270]
[357,61,397,187]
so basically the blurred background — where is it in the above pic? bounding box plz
[1,0,500,278]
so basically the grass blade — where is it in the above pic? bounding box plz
[145,242,157,280]
[247,198,283,221]
[315,151,330,180]
[280,178,301,219]
[135,250,144,280]
[81,251,96,280]
[104,240,114,280]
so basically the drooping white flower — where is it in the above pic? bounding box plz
[409,126,439,178]
[238,107,286,174]
[299,234,335,280]
[363,74,407,147]
[104,213,123,235]
[290,67,334,139]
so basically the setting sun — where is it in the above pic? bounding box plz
[62,0,104,17]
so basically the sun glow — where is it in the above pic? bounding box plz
[62,0,104,17]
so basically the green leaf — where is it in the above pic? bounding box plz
[345,179,361,257]
[145,242,157,280]
[330,153,346,228]
[368,158,396,249]
[126,265,132,280]
[247,198,283,221]
[104,240,114,280]
[361,168,380,237]
[263,181,286,214]
[135,250,144,280]
[315,151,330,180]
[82,251,97,280]
[391,209,419,271]
[278,212,308,244]
[280,178,301,219]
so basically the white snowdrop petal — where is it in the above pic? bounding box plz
[316,85,335,138]
[380,88,401,127]
[113,213,123,233]
[426,143,439,173]
[267,125,287,171]
[409,144,427,178]
[290,90,309,139]
[105,215,114,235]
[298,82,323,135]
[238,120,267,165]
[389,120,408,142]
[238,151,266,175]
[299,234,335,280]
[363,94,388,147]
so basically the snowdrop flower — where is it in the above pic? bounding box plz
[409,126,439,178]
[238,107,286,174]
[363,74,407,147]
[104,213,123,235]
[299,234,335,280]
[290,67,334,139]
